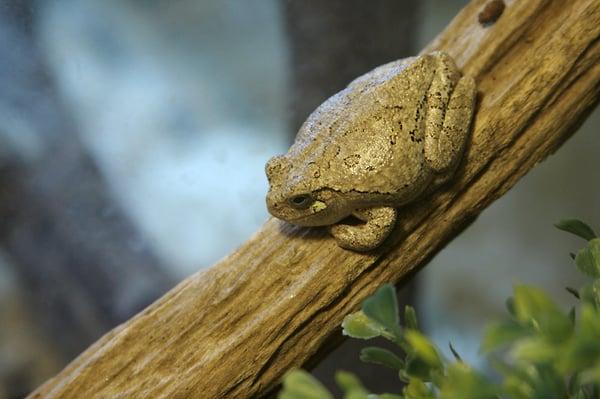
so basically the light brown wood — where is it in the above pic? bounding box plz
[29,0,600,398]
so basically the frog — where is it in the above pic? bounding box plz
[265,51,476,251]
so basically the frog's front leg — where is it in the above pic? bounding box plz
[424,53,477,173]
[329,207,397,251]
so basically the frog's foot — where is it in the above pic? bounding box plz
[329,207,397,251]
[424,54,477,173]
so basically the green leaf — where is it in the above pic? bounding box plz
[405,330,443,370]
[342,311,386,340]
[554,219,597,241]
[555,219,597,241]
[279,369,333,399]
[481,320,529,352]
[512,285,573,341]
[574,239,600,279]
[560,305,600,373]
[579,363,600,385]
[335,371,369,399]
[576,247,597,277]
[532,364,569,398]
[404,305,419,330]
[490,357,540,397]
[439,363,498,399]
[513,285,555,323]
[568,307,576,325]
[591,238,600,266]
[580,304,600,336]
[362,284,400,335]
[510,336,558,363]
[403,355,433,381]
[592,279,600,309]
[567,372,581,396]
[403,378,435,399]
[501,362,566,399]
[360,347,404,370]
[505,297,516,316]
[566,287,581,299]
[448,342,462,362]
[579,284,597,307]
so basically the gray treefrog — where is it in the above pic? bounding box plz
[265,52,476,251]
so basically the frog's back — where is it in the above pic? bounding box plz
[288,56,435,198]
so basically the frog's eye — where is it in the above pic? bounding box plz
[288,194,314,210]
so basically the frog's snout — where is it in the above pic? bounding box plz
[266,191,285,219]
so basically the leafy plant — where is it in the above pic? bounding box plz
[279,219,600,398]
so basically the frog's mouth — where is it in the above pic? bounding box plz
[288,214,331,227]
[286,200,350,227]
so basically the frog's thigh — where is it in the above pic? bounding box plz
[423,53,460,169]
[424,75,476,173]
[329,207,397,251]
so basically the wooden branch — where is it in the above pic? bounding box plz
[29,0,600,398]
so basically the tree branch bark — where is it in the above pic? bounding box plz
[29,0,600,398]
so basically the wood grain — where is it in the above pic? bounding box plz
[29,0,600,398]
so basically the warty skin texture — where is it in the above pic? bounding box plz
[266,51,476,251]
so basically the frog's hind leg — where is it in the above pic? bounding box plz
[329,207,397,251]
[424,54,476,174]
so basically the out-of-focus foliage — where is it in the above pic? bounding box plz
[280,219,600,398]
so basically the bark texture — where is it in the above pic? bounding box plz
[29,0,600,398]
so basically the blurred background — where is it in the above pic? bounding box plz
[0,0,598,397]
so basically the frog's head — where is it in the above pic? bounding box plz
[265,155,351,226]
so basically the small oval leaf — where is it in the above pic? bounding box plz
[575,247,600,277]
[334,371,368,397]
[405,330,443,370]
[342,311,384,340]
[279,369,333,399]
[362,284,400,333]
[360,346,405,370]
[404,305,419,330]
[555,219,597,241]
[481,321,528,352]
